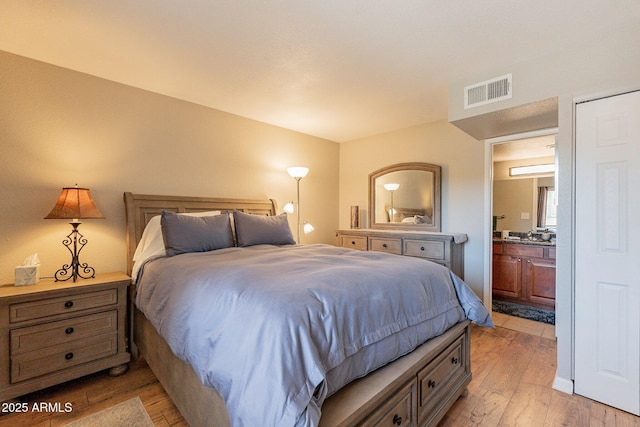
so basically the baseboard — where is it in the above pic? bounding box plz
[552,376,574,395]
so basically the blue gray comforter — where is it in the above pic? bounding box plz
[135,244,492,427]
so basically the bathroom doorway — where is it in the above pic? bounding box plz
[490,130,557,325]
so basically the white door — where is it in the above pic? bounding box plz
[574,90,640,415]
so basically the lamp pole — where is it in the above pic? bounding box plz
[295,177,302,243]
[383,183,400,223]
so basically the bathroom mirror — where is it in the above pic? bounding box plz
[369,162,441,231]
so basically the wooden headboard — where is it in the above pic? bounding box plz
[123,192,278,275]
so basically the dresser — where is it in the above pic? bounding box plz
[0,272,131,402]
[336,229,467,279]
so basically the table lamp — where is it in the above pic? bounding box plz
[44,186,105,282]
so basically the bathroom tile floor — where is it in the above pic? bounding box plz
[491,310,556,340]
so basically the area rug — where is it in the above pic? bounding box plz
[492,300,555,325]
[63,397,154,427]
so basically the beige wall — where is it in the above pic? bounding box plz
[0,51,339,284]
[339,120,485,295]
[492,179,535,233]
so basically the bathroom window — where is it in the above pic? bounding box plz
[544,189,557,228]
[537,186,557,230]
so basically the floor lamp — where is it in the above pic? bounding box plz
[383,183,400,222]
[287,166,309,243]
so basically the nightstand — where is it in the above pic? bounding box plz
[0,272,131,402]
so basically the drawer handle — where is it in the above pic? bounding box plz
[382,243,388,248]
[64,301,74,309]
[65,352,74,360]
[393,414,402,425]
[420,246,425,251]
[428,379,436,389]
[451,357,459,365]
[65,327,74,335]
[351,241,356,245]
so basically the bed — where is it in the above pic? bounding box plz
[123,192,492,427]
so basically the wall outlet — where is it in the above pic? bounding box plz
[520,212,530,220]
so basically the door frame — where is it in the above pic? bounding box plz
[483,128,559,313]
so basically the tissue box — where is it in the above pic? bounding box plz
[15,265,40,286]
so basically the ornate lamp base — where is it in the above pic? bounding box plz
[54,222,96,282]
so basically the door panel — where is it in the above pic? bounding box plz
[574,90,640,415]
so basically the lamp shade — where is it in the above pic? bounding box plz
[44,187,105,220]
[283,201,295,214]
[287,167,309,179]
[303,221,315,234]
[383,183,400,191]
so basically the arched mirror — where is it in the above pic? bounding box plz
[369,162,441,231]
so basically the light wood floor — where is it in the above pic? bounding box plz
[1,315,638,427]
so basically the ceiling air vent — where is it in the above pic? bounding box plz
[464,73,512,109]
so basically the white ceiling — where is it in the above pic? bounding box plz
[1,1,639,142]
[492,135,556,162]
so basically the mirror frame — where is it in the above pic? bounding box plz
[369,162,441,231]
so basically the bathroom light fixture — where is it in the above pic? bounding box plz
[509,164,555,176]
[287,167,312,243]
[383,183,400,222]
[44,185,105,282]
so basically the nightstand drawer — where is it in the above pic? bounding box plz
[9,289,118,323]
[11,334,118,383]
[369,237,402,255]
[340,235,368,251]
[10,311,118,355]
[404,240,445,260]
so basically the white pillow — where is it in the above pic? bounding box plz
[131,210,221,282]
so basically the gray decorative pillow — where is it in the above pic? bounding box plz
[161,210,234,257]
[233,210,295,247]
